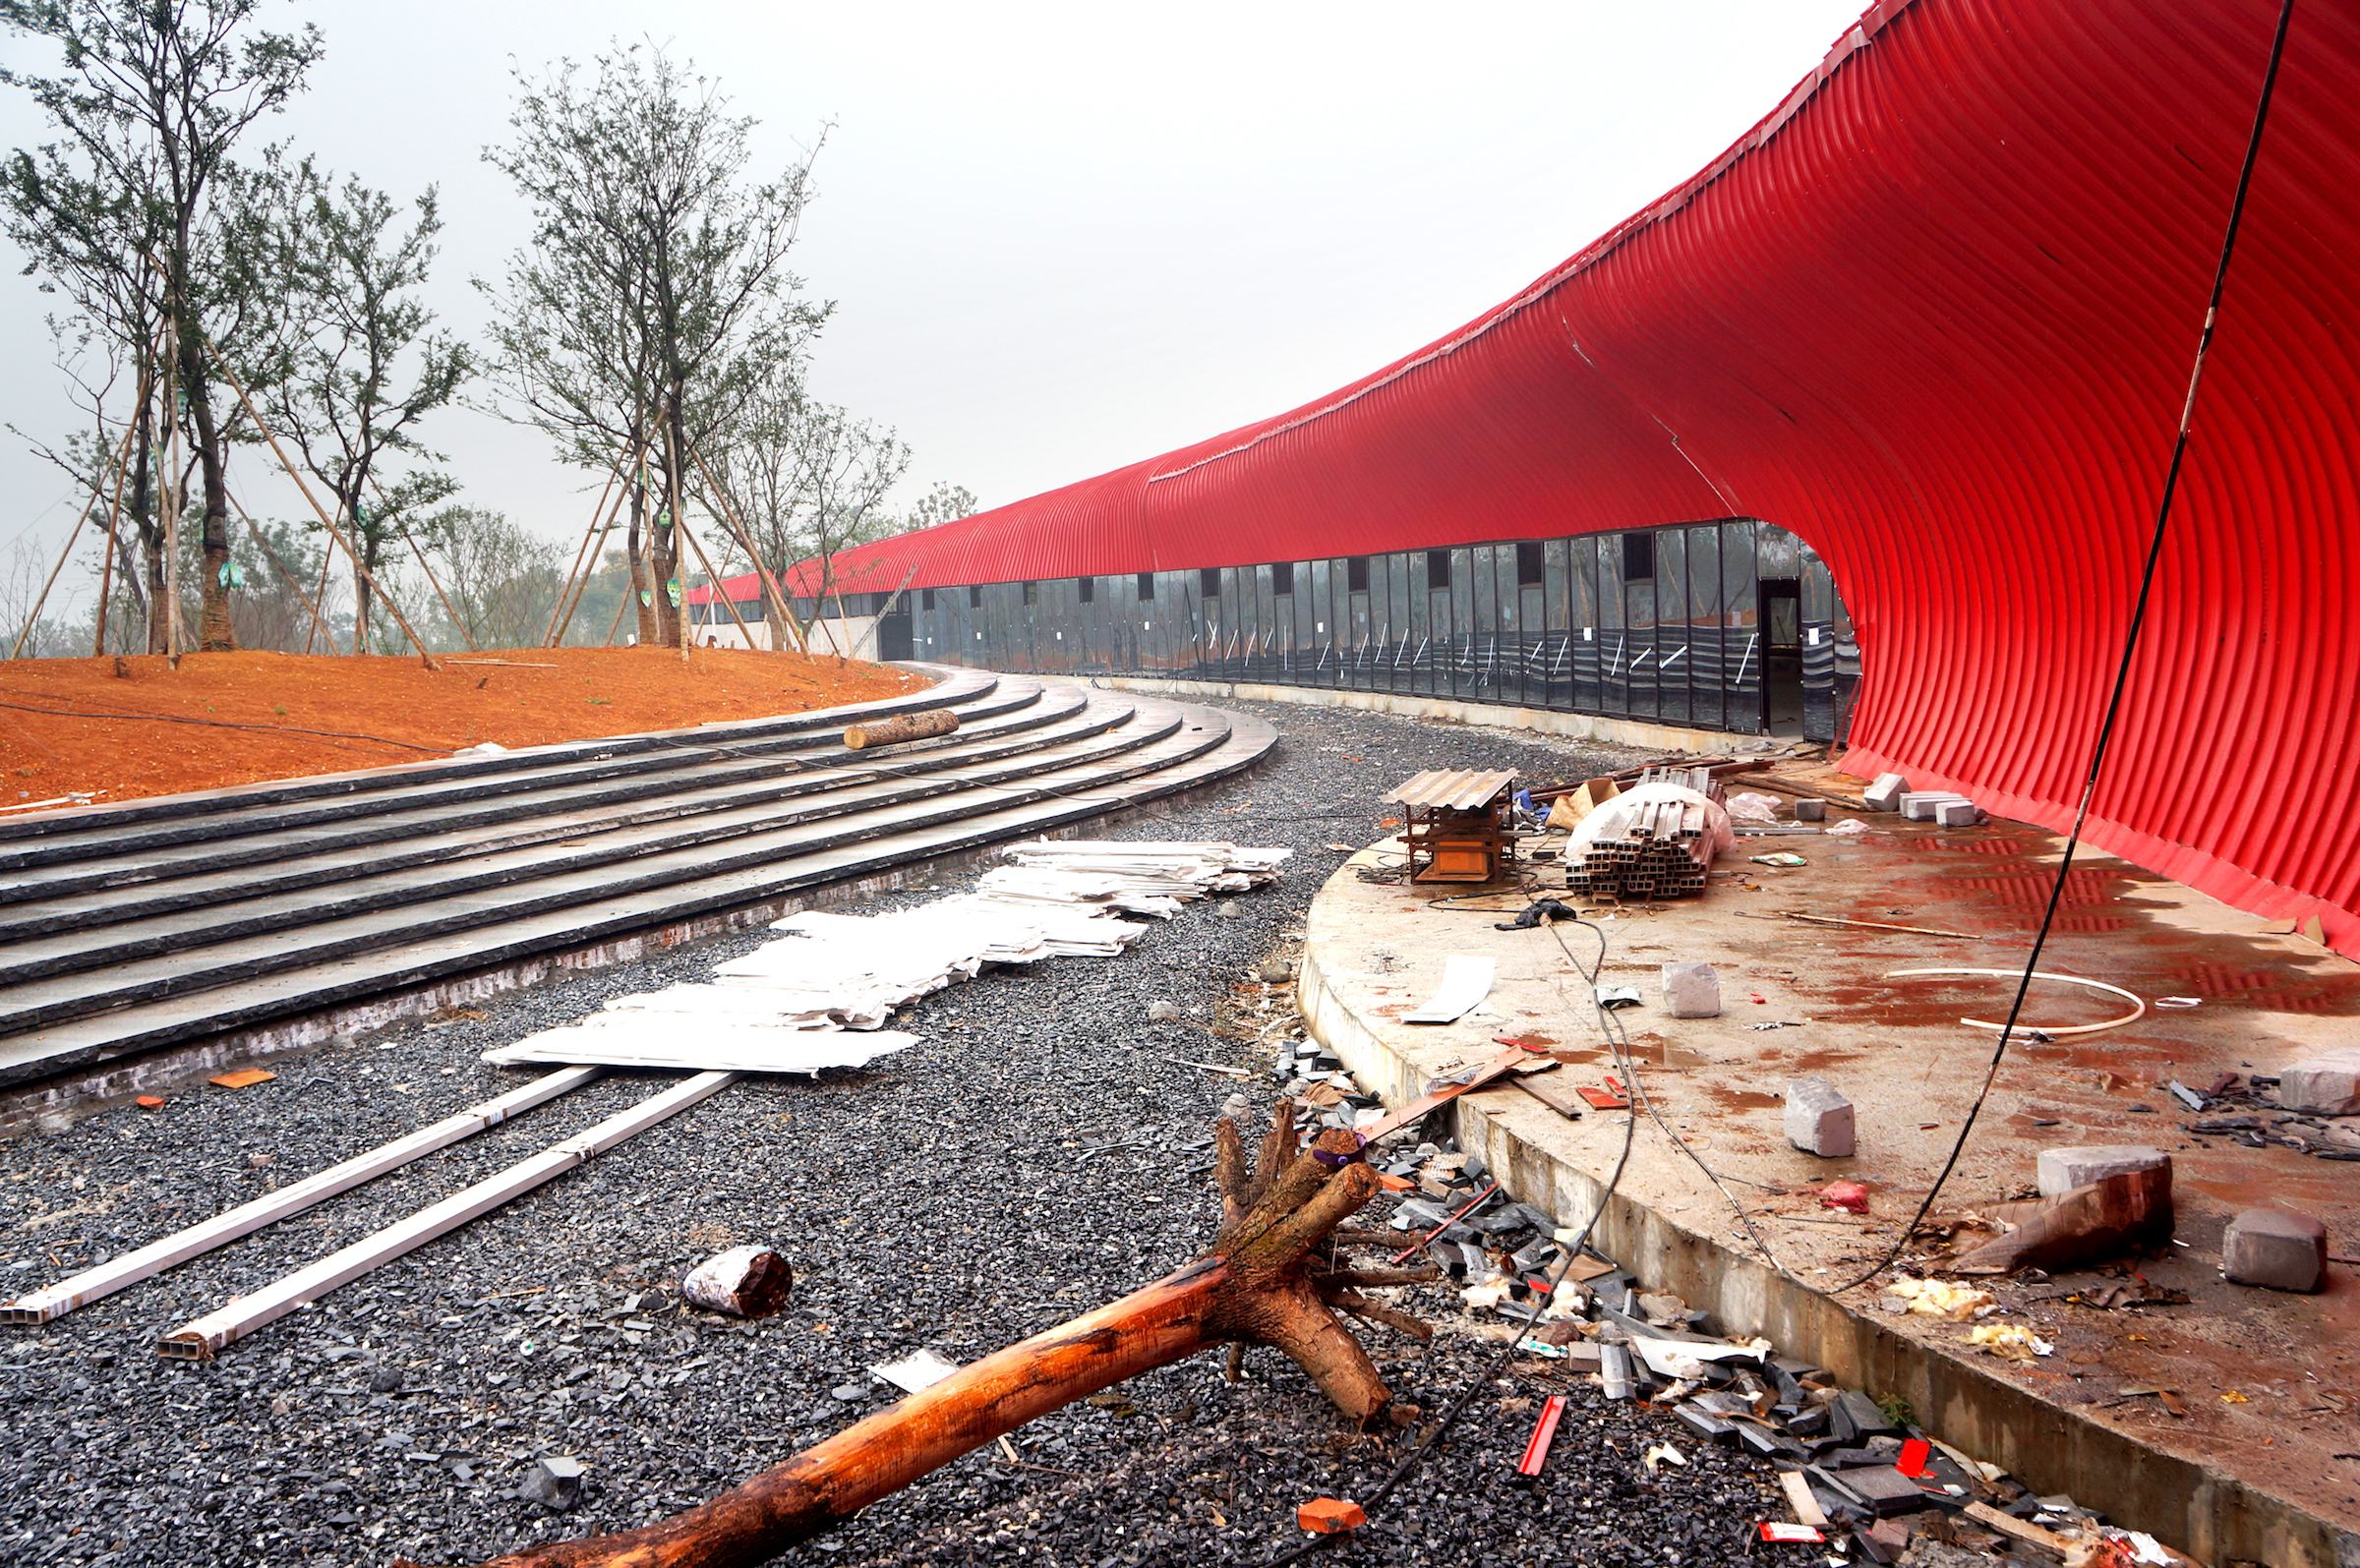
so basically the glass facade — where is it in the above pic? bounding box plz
[775,518,1858,741]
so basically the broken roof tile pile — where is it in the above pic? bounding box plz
[1397,1140,2198,1566]
[486,841,1290,1074]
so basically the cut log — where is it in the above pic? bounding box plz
[1946,1167,2173,1275]
[443,1101,1430,1568]
[842,709,959,750]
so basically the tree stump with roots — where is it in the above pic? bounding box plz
[444,1100,1436,1568]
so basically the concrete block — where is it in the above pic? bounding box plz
[2036,1144,2168,1197]
[1661,960,1722,1017]
[1794,797,1827,822]
[520,1456,586,1511]
[1933,799,1980,828]
[2277,1047,2360,1116]
[1863,773,1909,812]
[1785,1076,1857,1157]
[2222,1206,2328,1293]
[1900,791,1968,821]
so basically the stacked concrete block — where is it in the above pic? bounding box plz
[1863,774,1909,812]
[1933,799,1982,827]
[2222,1207,2329,1293]
[1794,798,1827,822]
[1785,1076,1857,1157]
[2276,1047,2360,1116]
[2036,1144,2168,1197]
[1661,961,1723,1018]
[1900,791,1969,821]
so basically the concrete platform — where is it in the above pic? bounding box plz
[1299,775,2360,1568]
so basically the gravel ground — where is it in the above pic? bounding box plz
[0,700,1796,1568]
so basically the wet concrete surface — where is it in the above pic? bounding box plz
[1304,764,2360,1559]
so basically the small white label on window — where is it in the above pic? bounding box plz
[1807,627,1821,645]
[1583,627,1594,642]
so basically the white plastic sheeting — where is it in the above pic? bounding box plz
[1403,956,1499,1024]
[485,841,1288,1074]
[1568,783,1735,861]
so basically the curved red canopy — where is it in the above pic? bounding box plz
[770,0,2360,952]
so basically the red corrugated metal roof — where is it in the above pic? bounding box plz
[729,0,2360,954]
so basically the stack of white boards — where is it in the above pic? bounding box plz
[484,841,1286,1074]
[981,840,1292,917]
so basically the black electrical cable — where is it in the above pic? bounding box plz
[1255,911,1638,1568]
[0,696,452,754]
[1540,914,1797,1278]
[1828,0,2297,1295]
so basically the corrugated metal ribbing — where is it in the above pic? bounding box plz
[796,0,2360,952]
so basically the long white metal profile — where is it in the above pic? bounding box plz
[156,1070,737,1360]
[1,1067,603,1327]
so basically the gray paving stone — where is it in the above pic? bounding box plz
[2222,1206,2329,1293]
[2036,1144,2167,1197]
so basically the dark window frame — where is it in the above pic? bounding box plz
[1515,541,1545,586]
[1426,550,1451,590]
[1199,566,1222,599]
[1622,531,1656,581]
[1023,580,1038,607]
[967,584,983,609]
[1137,571,1154,602]
[1347,555,1371,593]
[1077,576,1094,605]
[1271,561,1295,596]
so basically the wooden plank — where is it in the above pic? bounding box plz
[1510,1069,1587,1120]
[1358,1046,1531,1141]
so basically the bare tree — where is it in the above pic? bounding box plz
[793,403,912,650]
[419,505,566,652]
[480,43,827,650]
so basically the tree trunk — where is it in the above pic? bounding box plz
[653,389,685,651]
[445,1109,1430,1568]
[627,485,657,648]
[131,419,164,656]
[180,335,237,652]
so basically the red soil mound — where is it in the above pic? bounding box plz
[0,646,926,810]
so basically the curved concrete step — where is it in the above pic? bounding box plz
[0,671,1035,881]
[0,671,1272,1089]
[0,692,1179,1001]
[0,681,1102,933]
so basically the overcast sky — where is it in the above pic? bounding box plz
[0,0,1866,602]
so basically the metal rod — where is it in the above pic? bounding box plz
[156,1071,734,1359]
[3,1068,599,1326]
[1389,1181,1502,1266]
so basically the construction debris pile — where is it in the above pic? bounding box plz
[1402,1145,2198,1567]
[489,841,1290,1073]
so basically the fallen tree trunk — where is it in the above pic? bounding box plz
[449,1105,1430,1568]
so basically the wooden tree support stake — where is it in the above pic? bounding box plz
[442,1105,1432,1568]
